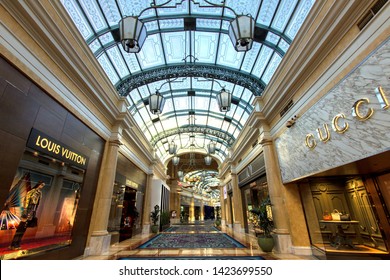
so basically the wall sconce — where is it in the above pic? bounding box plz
[119,16,147,53]
[204,155,212,165]
[149,90,165,115]
[228,15,255,52]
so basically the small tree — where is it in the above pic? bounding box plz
[250,196,274,237]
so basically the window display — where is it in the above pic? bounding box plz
[0,147,85,259]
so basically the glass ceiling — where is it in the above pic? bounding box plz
[61,0,315,165]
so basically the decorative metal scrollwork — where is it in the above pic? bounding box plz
[116,64,265,96]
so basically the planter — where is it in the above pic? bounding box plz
[151,225,159,233]
[257,236,275,252]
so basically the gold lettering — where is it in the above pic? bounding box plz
[332,113,349,134]
[305,134,317,149]
[35,135,41,147]
[40,137,49,149]
[316,124,331,143]
[352,98,374,120]
[375,86,389,109]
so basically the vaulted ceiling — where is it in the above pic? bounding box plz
[61,0,315,197]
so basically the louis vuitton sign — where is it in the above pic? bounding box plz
[27,128,88,168]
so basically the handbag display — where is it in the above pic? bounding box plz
[340,213,351,221]
[331,209,341,221]
[322,211,332,221]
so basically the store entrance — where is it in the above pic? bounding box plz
[119,187,138,242]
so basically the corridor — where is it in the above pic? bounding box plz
[78,221,313,260]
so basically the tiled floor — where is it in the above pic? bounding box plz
[78,223,316,260]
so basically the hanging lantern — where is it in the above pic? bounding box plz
[228,15,255,52]
[168,140,177,154]
[204,155,212,165]
[207,141,216,154]
[216,88,232,112]
[172,155,180,166]
[119,16,147,53]
[149,90,165,114]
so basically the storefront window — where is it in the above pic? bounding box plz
[301,177,388,257]
[0,148,85,259]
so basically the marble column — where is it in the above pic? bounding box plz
[219,185,226,227]
[260,135,292,254]
[86,137,121,256]
[142,173,153,234]
[200,199,204,221]
[169,181,181,224]
[231,171,245,233]
[189,195,195,222]
[284,182,312,255]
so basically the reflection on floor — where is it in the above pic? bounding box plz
[79,221,315,260]
[0,235,71,260]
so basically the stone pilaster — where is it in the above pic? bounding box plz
[231,172,245,233]
[169,181,181,224]
[189,195,195,222]
[219,185,227,227]
[142,173,153,234]
[260,135,292,254]
[85,137,121,256]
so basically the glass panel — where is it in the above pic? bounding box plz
[262,53,282,84]
[272,0,298,32]
[174,96,189,110]
[79,0,107,33]
[106,47,130,79]
[156,0,188,16]
[278,39,289,54]
[194,96,211,111]
[241,43,261,74]
[162,32,186,64]
[137,34,165,69]
[216,34,244,68]
[266,32,280,45]
[159,18,184,31]
[252,45,273,78]
[196,18,222,30]
[98,53,119,84]
[194,32,218,64]
[191,0,223,16]
[98,32,114,47]
[89,39,101,54]
[256,0,278,27]
[286,0,316,40]
[61,0,94,39]
[98,0,121,27]
[120,48,141,74]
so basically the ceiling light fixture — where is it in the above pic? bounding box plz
[118,0,255,53]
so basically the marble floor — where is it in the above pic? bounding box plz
[78,223,317,260]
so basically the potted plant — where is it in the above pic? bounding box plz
[160,210,171,231]
[150,205,160,233]
[250,196,275,252]
[215,218,221,229]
